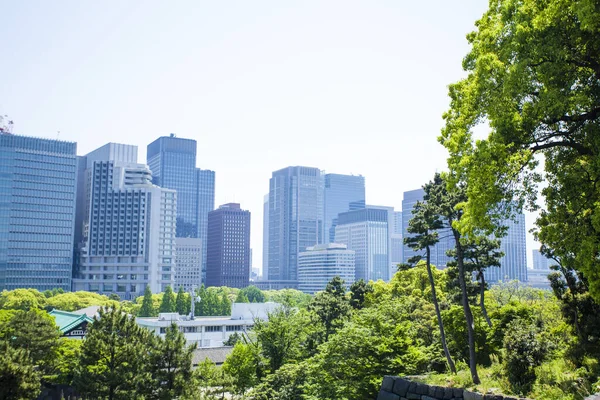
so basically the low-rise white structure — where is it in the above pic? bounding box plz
[298,243,355,294]
[136,302,280,348]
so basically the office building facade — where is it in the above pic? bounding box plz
[487,213,528,283]
[334,208,389,282]
[532,249,553,271]
[175,237,203,291]
[147,135,215,281]
[267,166,323,284]
[0,133,77,291]
[206,203,251,288]
[73,143,176,298]
[298,243,355,294]
[323,174,365,244]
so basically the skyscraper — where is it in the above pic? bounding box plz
[488,213,528,283]
[262,194,269,280]
[298,243,355,294]
[147,135,215,282]
[401,188,454,268]
[206,203,251,288]
[73,143,176,298]
[0,133,77,291]
[175,237,203,291]
[267,166,323,284]
[323,174,365,243]
[532,249,552,271]
[335,207,389,282]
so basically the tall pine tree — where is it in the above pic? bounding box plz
[159,286,176,313]
[175,287,188,315]
[139,285,156,317]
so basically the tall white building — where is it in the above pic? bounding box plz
[298,243,355,294]
[335,208,390,282]
[175,238,203,291]
[73,143,177,298]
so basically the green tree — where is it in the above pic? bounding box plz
[239,285,266,303]
[159,286,176,313]
[504,319,547,394]
[236,291,250,303]
[45,291,111,312]
[349,279,373,310]
[308,277,351,342]
[0,288,46,310]
[219,293,231,315]
[223,341,260,395]
[74,306,151,400]
[175,286,188,316]
[145,324,195,400]
[139,285,157,317]
[48,339,82,386]
[439,0,600,302]
[196,285,208,316]
[0,341,41,400]
[404,185,457,374]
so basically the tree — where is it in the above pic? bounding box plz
[49,339,82,386]
[139,285,157,317]
[236,291,250,303]
[175,287,189,316]
[145,324,195,400]
[219,293,231,315]
[503,319,547,394]
[0,288,46,310]
[404,185,457,374]
[74,306,151,400]
[308,277,351,342]
[223,342,260,395]
[159,286,176,313]
[45,291,111,312]
[0,341,41,400]
[239,285,266,303]
[0,309,61,376]
[349,279,373,310]
[439,0,600,301]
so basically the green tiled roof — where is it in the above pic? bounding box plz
[49,309,94,334]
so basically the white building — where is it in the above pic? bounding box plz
[175,237,203,291]
[136,302,281,348]
[298,243,355,294]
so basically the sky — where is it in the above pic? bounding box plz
[0,1,539,271]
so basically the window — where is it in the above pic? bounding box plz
[205,326,222,333]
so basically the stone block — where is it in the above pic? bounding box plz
[407,393,421,400]
[463,391,484,400]
[408,382,418,394]
[392,378,411,397]
[443,387,455,399]
[422,396,438,400]
[378,389,401,400]
[381,376,395,392]
[416,383,429,395]
[503,397,517,400]
[435,387,446,399]
[483,395,503,400]
[428,385,438,398]
[453,388,464,398]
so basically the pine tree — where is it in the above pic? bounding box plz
[139,285,156,317]
[196,285,208,316]
[0,341,41,400]
[235,291,249,303]
[220,293,232,315]
[175,286,188,315]
[74,306,152,400]
[159,286,176,313]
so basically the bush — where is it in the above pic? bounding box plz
[503,319,547,394]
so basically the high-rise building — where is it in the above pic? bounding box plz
[0,133,77,291]
[401,188,454,268]
[298,243,355,294]
[267,166,323,284]
[73,143,176,298]
[175,237,203,291]
[323,174,365,243]
[532,249,552,271]
[147,135,215,282]
[488,213,528,283]
[262,194,269,280]
[206,203,251,288]
[335,207,389,282]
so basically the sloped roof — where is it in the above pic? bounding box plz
[72,305,102,319]
[49,310,94,334]
[192,347,233,366]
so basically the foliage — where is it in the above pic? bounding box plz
[349,279,373,310]
[222,342,260,394]
[159,285,176,313]
[503,319,547,394]
[195,285,232,316]
[0,341,41,400]
[263,289,312,308]
[223,331,242,346]
[236,291,250,303]
[139,285,157,317]
[308,277,351,341]
[45,291,111,312]
[0,288,46,310]
[238,285,266,303]
[175,286,190,316]
[43,288,65,298]
[48,339,82,386]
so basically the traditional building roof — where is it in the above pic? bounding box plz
[72,305,102,319]
[49,310,94,334]
[192,347,233,366]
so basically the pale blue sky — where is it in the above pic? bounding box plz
[0,1,538,270]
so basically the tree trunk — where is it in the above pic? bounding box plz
[426,246,457,373]
[455,234,480,384]
[479,271,492,328]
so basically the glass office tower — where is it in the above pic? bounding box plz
[488,213,528,283]
[268,166,323,283]
[0,133,77,291]
[323,173,365,243]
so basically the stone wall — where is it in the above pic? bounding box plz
[377,376,529,400]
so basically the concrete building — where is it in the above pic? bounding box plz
[0,133,77,291]
[532,249,553,271]
[206,203,251,288]
[335,207,390,282]
[267,166,323,285]
[527,268,552,290]
[487,213,528,283]
[323,174,365,244]
[175,237,203,291]
[136,302,280,348]
[262,194,269,280]
[298,243,355,294]
[73,143,176,298]
[147,134,215,281]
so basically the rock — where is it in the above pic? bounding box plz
[443,387,455,399]
[392,378,411,397]
[435,386,446,399]
[416,383,430,395]
[381,376,395,392]
[422,396,438,400]
[407,393,421,400]
[483,395,503,400]
[378,390,400,400]
[463,391,484,400]
[453,388,464,398]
